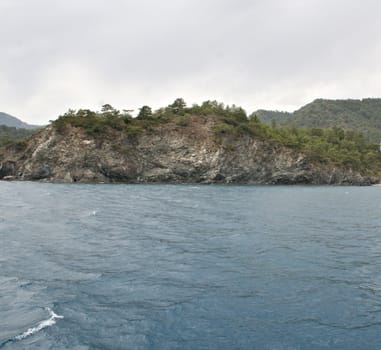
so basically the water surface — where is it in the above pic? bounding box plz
[1,183,381,349]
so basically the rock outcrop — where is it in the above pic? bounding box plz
[0,115,378,185]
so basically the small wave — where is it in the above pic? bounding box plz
[14,308,63,341]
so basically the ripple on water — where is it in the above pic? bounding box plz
[1,184,381,349]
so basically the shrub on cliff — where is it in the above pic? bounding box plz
[137,106,153,120]
[53,106,136,136]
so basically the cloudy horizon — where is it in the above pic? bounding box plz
[1,0,381,124]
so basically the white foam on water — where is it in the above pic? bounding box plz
[14,308,63,341]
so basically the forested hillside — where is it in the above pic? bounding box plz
[253,99,381,142]
[0,124,37,147]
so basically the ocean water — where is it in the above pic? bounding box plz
[1,183,381,349]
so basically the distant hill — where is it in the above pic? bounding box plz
[0,112,40,129]
[253,99,381,142]
[253,110,291,124]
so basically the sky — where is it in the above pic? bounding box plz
[1,0,381,124]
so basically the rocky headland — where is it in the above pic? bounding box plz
[0,103,379,185]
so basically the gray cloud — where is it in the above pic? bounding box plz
[1,0,381,123]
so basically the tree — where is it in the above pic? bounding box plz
[101,104,119,117]
[137,105,153,119]
[76,109,96,118]
[199,100,225,115]
[168,98,187,115]
[250,114,260,123]
[226,104,247,123]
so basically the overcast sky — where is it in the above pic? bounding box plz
[1,0,381,124]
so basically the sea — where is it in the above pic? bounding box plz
[0,182,381,349]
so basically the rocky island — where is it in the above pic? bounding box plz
[0,100,380,185]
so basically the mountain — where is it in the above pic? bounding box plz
[0,112,40,129]
[0,102,379,185]
[253,110,291,124]
[253,98,381,142]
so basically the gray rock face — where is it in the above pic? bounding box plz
[0,117,378,185]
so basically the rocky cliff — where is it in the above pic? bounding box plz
[0,114,378,185]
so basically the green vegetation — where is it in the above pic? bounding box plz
[52,100,248,136]
[214,114,381,173]
[52,99,381,174]
[254,110,291,124]
[137,106,153,120]
[0,125,36,147]
[254,98,381,142]
[53,106,137,136]
[269,125,380,172]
